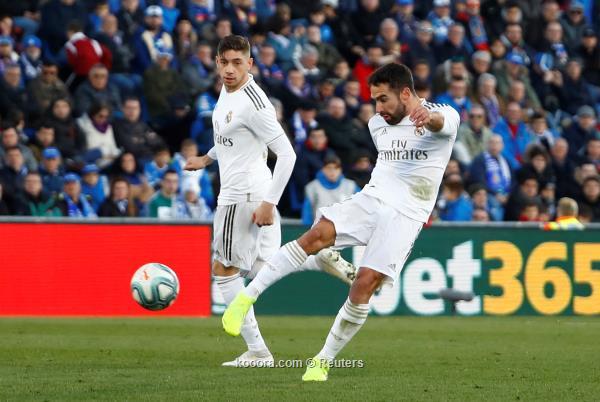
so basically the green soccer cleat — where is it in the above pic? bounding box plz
[222,292,256,336]
[302,357,330,382]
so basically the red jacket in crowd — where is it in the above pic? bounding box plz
[65,32,112,76]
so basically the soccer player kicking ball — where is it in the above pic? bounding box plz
[222,63,460,380]
[184,35,356,368]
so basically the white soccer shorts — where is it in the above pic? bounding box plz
[212,201,281,273]
[316,192,423,288]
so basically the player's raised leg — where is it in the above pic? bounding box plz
[213,261,274,367]
[221,218,337,336]
[302,267,382,381]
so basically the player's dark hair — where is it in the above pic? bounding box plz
[367,63,416,94]
[217,35,251,57]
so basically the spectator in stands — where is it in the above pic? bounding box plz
[180,178,213,219]
[0,35,18,75]
[46,97,85,161]
[528,0,561,51]
[292,125,332,207]
[0,63,28,119]
[375,18,401,64]
[551,138,578,199]
[112,151,153,204]
[173,18,197,61]
[504,170,541,221]
[142,47,186,122]
[317,97,363,167]
[116,0,145,45]
[26,61,69,118]
[38,0,87,60]
[181,42,216,97]
[475,73,502,129]
[98,176,139,217]
[113,97,163,162]
[38,147,64,196]
[428,0,453,46]
[254,43,283,85]
[65,20,112,81]
[0,126,37,171]
[301,154,358,225]
[469,134,512,205]
[29,124,56,162]
[494,52,541,110]
[55,173,97,218]
[535,21,569,86]
[307,24,342,75]
[518,145,556,190]
[353,44,383,102]
[392,0,418,43]
[187,0,217,34]
[346,150,374,189]
[435,76,471,121]
[493,101,533,169]
[77,102,120,168]
[455,0,489,52]
[578,28,599,87]
[159,0,180,34]
[499,22,533,68]
[455,104,493,165]
[73,64,122,117]
[147,169,183,218]
[468,183,503,221]
[133,5,173,74]
[95,13,141,98]
[405,21,436,71]
[290,101,318,150]
[19,35,42,83]
[527,111,557,150]
[144,145,180,189]
[432,56,470,96]
[80,163,107,212]
[555,59,595,116]
[582,135,600,169]
[468,50,492,94]
[173,138,213,209]
[578,176,600,221]
[16,171,60,216]
[435,23,470,63]
[437,173,473,221]
[0,146,28,210]
[191,75,219,154]
[352,0,387,47]
[563,106,598,162]
[560,1,588,51]
[295,45,323,86]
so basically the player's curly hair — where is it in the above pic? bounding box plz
[217,35,251,57]
[368,63,416,94]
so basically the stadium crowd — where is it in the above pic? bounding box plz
[0,0,598,222]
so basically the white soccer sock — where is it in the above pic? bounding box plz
[298,255,321,271]
[317,298,369,361]
[215,273,268,352]
[245,240,308,299]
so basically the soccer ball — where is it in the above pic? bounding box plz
[131,263,180,311]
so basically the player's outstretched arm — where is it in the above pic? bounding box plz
[184,153,215,170]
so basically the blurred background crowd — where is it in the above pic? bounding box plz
[0,0,598,222]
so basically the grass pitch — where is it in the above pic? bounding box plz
[0,316,599,401]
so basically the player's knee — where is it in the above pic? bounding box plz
[349,268,385,303]
[212,261,239,277]
[298,219,335,254]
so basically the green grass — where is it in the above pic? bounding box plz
[0,317,599,401]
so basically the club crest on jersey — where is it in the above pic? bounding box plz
[414,126,425,137]
[225,111,233,124]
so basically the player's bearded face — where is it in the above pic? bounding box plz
[371,84,409,125]
[216,50,253,91]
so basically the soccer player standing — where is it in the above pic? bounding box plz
[222,63,460,380]
[184,35,356,367]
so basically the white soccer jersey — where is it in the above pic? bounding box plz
[211,74,286,206]
[362,101,460,223]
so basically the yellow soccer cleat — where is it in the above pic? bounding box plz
[222,292,256,336]
[302,357,330,382]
